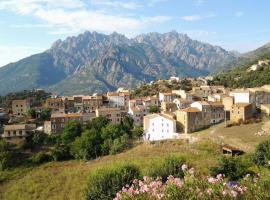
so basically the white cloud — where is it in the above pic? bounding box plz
[0,46,46,67]
[183,30,217,37]
[181,13,216,21]
[90,0,142,9]
[0,0,172,35]
[181,15,202,21]
[235,11,244,17]
[193,0,207,6]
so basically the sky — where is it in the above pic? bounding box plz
[0,0,270,67]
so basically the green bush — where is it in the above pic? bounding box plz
[210,156,252,181]
[109,134,130,155]
[70,129,101,160]
[0,140,14,171]
[51,145,71,161]
[85,164,140,200]
[31,152,52,164]
[61,121,82,145]
[253,139,270,166]
[147,155,186,181]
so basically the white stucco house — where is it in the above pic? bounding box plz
[143,113,179,141]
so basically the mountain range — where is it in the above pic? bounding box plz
[0,31,250,95]
[212,42,270,88]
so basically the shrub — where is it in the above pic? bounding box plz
[253,139,270,166]
[85,164,140,200]
[109,134,130,155]
[70,129,101,160]
[0,140,14,171]
[147,156,186,181]
[210,156,252,181]
[51,145,71,161]
[31,152,52,164]
[61,121,82,145]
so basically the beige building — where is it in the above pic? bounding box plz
[161,102,178,112]
[173,98,193,110]
[96,107,126,124]
[172,90,193,101]
[230,103,253,123]
[192,85,225,100]
[176,107,203,133]
[159,92,174,103]
[12,99,30,116]
[45,98,65,113]
[83,95,103,113]
[128,105,148,125]
[107,92,130,108]
[2,124,36,144]
[44,113,83,134]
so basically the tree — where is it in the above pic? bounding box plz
[253,139,270,166]
[149,105,159,113]
[51,145,71,161]
[120,116,134,136]
[101,124,123,141]
[0,140,14,171]
[132,126,144,139]
[210,156,252,181]
[70,129,101,160]
[61,121,82,145]
[109,134,130,155]
[40,108,51,120]
[86,116,110,131]
[27,108,36,119]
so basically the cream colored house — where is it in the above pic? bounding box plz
[2,124,36,144]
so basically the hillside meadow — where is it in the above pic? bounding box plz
[0,121,270,200]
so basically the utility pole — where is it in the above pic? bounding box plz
[224,110,227,128]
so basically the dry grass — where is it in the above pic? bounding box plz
[1,121,270,200]
[194,121,270,153]
[0,140,220,200]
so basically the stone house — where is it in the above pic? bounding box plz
[230,103,253,123]
[12,99,30,116]
[176,107,203,134]
[2,124,36,144]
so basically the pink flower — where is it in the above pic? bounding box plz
[231,190,238,198]
[188,168,195,175]
[206,188,213,195]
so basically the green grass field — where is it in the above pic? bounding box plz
[0,120,270,200]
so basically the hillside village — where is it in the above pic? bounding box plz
[1,76,270,146]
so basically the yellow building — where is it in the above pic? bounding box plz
[230,103,253,123]
[176,107,203,133]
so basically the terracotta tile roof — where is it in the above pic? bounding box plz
[180,107,201,113]
[234,103,251,107]
[51,113,83,118]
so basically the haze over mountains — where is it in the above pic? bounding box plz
[0,31,263,95]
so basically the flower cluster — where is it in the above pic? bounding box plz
[114,175,183,200]
[115,165,249,200]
